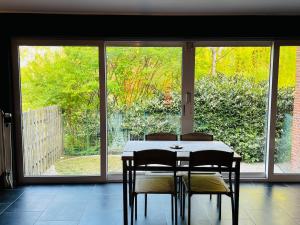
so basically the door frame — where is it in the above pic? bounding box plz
[104,41,186,181]
[193,41,273,180]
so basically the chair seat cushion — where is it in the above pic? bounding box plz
[183,174,230,193]
[177,171,221,177]
[135,175,175,194]
[145,171,174,176]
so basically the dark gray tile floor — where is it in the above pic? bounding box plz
[0,183,300,225]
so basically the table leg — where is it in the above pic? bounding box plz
[234,161,240,225]
[129,160,132,207]
[123,159,128,225]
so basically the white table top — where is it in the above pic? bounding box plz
[122,140,241,160]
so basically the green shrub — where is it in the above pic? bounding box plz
[116,74,293,163]
[275,87,294,162]
[193,75,294,163]
[64,145,99,156]
[63,110,100,156]
[120,92,181,137]
[276,114,292,163]
[194,75,268,162]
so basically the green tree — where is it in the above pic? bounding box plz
[21,46,100,153]
[106,47,182,110]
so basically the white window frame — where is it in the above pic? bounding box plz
[268,41,300,182]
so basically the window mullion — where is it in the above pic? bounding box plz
[181,42,195,134]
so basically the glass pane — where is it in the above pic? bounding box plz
[20,46,100,176]
[194,46,271,173]
[106,47,182,174]
[274,46,300,173]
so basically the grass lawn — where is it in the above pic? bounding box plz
[53,155,285,175]
[54,155,122,175]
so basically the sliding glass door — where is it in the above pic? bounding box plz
[273,45,300,175]
[13,41,105,182]
[13,39,300,182]
[193,44,272,175]
[106,44,182,174]
[105,42,274,178]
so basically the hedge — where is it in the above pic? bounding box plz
[117,74,294,163]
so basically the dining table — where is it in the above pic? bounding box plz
[121,140,242,225]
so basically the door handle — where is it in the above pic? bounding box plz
[186,92,191,104]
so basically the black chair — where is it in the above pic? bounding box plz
[144,132,178,200]
[179,132,214,210]
[145,133,177,141]
[131,149,178,225]
[180,132,213,141]
[182,150,234,225]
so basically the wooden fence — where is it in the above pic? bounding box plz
[22,106,63,176]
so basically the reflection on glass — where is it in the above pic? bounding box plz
[275,46,300,173]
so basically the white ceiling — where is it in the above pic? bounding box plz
[1,0,300,15]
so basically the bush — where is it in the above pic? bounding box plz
[193,75,269,162]
[111,74,293,163]
[275,87,294,162]
[276,114,292,163]
[195,75,294,162]
[107,91,181,139]
[63,110,100,156]
[64,145,99,156]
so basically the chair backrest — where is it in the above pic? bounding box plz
[132,149,177,195]
[133,149,177,167]
[145,133,177,141]
[180,132,213,141]
[189,150,233,168]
